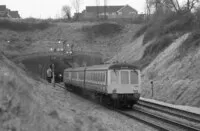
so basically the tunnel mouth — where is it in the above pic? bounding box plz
[18,54,103,82]
[20,55,71,82]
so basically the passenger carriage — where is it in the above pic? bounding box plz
[63,63,141,108]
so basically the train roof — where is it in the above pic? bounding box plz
[64,63,139,72]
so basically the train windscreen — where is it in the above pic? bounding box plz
[130,70,138,84]
[121,71,129,84]
[111,70,119,84]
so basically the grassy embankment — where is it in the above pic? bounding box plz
[133,11,200,69]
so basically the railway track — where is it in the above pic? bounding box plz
[137,100,200,127]
[55,83,200,131]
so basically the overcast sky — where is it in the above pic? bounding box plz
[1,0,146,18]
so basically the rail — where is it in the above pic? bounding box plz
[55,83,200,131]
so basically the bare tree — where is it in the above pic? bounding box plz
[145,0,152,16]
[145,0,166,16]
[71,0,83,14]
[62,5,71,20]
[70,0,83,20]
[167,0,181,12]
[163,0,199,13]
[185,0,200,12]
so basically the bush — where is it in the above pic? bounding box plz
[134,12,196,45]
[178,30,200,59]
[82,22,123,38]
[132,24,149,40]
[143,34,174,57]
[163,13,194,34]
[0,18,52,31]
[134,34,175,69]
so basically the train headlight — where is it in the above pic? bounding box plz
[112,89,118,99]
[59,74,62,77]
[112,89,117,93]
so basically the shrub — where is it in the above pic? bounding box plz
[134,34,175,69]
[0,18,52,31]
[132,24,149,40]
[82,22,123,38]
[178,30,200,59]
[143,34,174,58]
[135,12,195,45]
[163,13,194,34]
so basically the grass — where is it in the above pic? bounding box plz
[132,11,200,69]
[82,22,123,39]
[132,24,149,40]
[0,18,52,31]
[178,30,200,59]
[133,34,175,69]
[134,12,197,46]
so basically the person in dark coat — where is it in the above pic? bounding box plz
[46,65,52,83]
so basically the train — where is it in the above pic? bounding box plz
[63,63,141,108]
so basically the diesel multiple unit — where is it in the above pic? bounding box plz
[63,63,141,108]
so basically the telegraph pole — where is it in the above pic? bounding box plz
[96,0,100,19]
[104,0,107,20]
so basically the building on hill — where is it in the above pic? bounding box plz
[0,5,8,17]
[80,5,137,20]
[0,5,20,18]
[8,11,20,18]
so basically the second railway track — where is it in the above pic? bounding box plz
[55,83,200,131]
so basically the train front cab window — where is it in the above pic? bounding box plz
[121,71,129,84]
[111,70,119,84]
[130,70,138,84]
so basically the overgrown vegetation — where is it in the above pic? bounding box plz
[0,18,52,31]
[133,34,175,69]
[178,30,200,59]
[133,3,200,69]
[82,22,123,39]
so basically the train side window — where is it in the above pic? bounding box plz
[94,72,96,82]
[79,72,83,80]
[97,72,100,82]
[91,72,93,82]
[95,72,97,82]
[65,72,69,78]
[86,72,89,82]
[99,72,102,82]
[98,72,101,83]
[111,70,119,84]
[92,72,94,81]
[102,73,105,83]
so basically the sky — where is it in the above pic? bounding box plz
[0,0,146,18]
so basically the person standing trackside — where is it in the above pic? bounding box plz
[46,65,52,83]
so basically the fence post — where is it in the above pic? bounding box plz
[150,80,154,97]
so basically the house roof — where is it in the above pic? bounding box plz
[0,5,6,11]
[86,6,124,14]
[9,11,20,18]
[85,5,137,14]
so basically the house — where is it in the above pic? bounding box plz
[0,5,20,18]
[8,11,20,18]
[82,5,137,20]
[0,5,8,17]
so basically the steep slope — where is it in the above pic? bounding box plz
[107,34,156,63]
[142,33,200,107]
